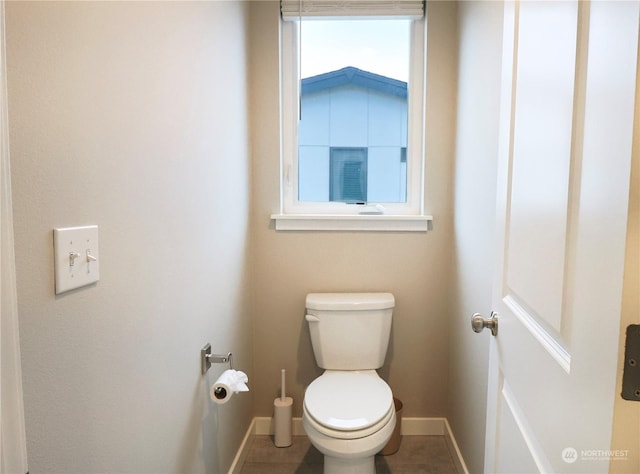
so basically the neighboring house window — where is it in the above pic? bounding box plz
[275,0,429,230]
[330,147,368,202]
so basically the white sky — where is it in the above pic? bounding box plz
[300,20,411,82]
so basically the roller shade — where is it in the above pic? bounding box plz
[281,0,425,20]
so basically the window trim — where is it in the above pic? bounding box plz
[272,214,432,232]
[272,15,432,232]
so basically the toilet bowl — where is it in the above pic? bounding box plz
[302,370,396,473]
[303,293,396,474]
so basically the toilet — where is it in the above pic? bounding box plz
[302,292,396,474]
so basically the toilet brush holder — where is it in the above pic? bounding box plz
[273,397,293,447]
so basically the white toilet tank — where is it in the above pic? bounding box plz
[305,293,395,370]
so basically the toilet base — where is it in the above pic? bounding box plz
[324,454,375,474]
[303,408,395,474]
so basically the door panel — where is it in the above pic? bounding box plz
[485,1,639,473]
[507,0,578,336]
[495,380,550,474]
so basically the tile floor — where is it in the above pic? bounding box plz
[240,435,458,473]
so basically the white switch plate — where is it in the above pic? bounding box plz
[53,225,100,294]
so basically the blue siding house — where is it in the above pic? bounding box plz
[298,67,408,203]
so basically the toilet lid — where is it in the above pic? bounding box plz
[304,371,393,431]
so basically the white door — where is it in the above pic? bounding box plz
[482,1,640,473]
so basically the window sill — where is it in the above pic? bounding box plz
[271,214,433,232]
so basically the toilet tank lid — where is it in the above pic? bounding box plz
[306,293,395,311]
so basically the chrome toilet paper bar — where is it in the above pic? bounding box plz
[201,343,233,374]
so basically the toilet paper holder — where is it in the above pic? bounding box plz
[201,343,233,374]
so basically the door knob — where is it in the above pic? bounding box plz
[471,312,498,336]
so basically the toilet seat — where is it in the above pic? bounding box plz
[304,370,394,439]
[304,402,394,440]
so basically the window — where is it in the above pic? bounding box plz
[274,0,431,231]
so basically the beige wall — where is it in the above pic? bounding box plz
[248,1,458,419]
[6,2,253,473]
[449,2,503,473]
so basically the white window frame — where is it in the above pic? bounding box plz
[272,11,432,232]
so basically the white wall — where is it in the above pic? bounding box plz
[6,2,253,473]
[449,2,504,473]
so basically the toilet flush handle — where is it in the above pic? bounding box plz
[305,314,320,323]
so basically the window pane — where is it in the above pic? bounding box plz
[298,19,410,203]
[300,20,410,82]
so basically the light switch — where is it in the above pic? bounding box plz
[53,225,99,294]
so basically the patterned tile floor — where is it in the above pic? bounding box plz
[240,435,458,473]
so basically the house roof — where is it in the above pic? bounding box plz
[301,67,407,98]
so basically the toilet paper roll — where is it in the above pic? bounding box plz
[210,369,249,405]
[210,383,232,404]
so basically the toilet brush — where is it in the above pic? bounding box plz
[273,369,293,447]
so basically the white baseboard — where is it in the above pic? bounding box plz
[230,416,469,474]
[229,418,256,474]
[443,418,470,474]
